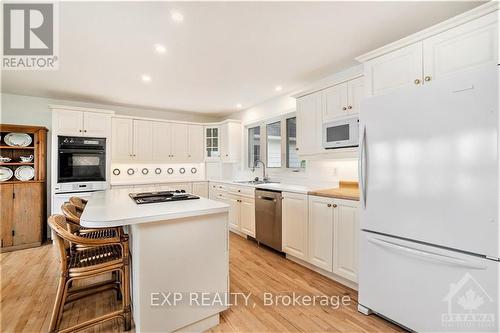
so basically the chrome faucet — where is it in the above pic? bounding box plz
[251,159,268,181]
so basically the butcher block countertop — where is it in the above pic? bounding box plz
[308,181,360,201]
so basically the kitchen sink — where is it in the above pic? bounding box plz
[234,180,279,185]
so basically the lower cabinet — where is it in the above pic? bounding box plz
[282,193,359,284]
[307,196,334,271]
[282,192,308,260]
[1,182,44,251]
[191,181,209,198]
[239,197,256,237]
[332,200,359,282]
[209,182,255,237]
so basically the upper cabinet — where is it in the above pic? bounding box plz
[322,76,364,122]
[363,43,423,97]
[52,108,112,137]
[112,117,206,163]
[422,12,498,83]
[205,121,242,162]
[296,92,323,156]
[361,11,498,97]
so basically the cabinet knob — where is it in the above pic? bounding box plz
[342,106,347,111]
[84,130,87,133]
[424,75,432,82]
[333,204,337,208]
[79,129,82,132]
[347,106,352,110]
[327,203,332,207]
[188,154,191,157]
[414,78,421,85]
[296,147,299,151]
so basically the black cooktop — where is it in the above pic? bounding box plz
[129,190,200,204]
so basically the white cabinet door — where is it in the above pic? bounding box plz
[296,92,323,156]
[205,126,221,160]
[171,124,189,161]
[192,182,209,198]
[152,122,172,161]
[111,117,133,161]
[307,195,333,271]
[332,200,359,282]
[364,42,423,97]
[322,83,348,122]
[83,112,109,137]
[423,12,498,84]
[227,194,240,230]
[132,120,153,161]
[347,76,364,115]
[282,192,308,260]
[220,122,241,162]
[188,125,204,162]
[240,197,255,237]
[55,110,84,136]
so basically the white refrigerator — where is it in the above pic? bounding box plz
[358,67,499,332]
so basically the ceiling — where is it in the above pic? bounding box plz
[1,1,483,115]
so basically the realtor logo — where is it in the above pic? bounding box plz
[2,2,59,69]
[442,273,495,329]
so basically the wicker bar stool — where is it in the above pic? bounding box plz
[69,196,87,212]
[48,215,131,333]
[61,202,121,239]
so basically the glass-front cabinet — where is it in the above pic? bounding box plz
[205,126,220,159]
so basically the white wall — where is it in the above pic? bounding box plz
[224,65,362,184]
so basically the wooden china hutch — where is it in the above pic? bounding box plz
[0,124,48,252]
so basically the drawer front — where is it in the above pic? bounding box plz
[227,185,254,198]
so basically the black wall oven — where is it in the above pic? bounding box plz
[58,136,106,183]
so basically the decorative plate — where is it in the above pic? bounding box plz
[14,165,35,181]
[4,133,32,147]
[167,168,174,174]
[127,168,135,175]
[113,168,121,176]
[179,168,186,174]
[155,168,162,175]
[0,157,12,163]
[0,167,14,181]
[191,167,197,174]
[141,168,149,175]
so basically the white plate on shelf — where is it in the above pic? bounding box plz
[0,167,13,181]
[4,133,32,147]
[14,165,34,181]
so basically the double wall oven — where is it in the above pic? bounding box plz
[56,136,107,193]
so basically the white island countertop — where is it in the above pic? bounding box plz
[80,188,229,228]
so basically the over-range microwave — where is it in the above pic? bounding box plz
[323,116,359,149]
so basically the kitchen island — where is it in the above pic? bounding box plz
[80,188,230,333]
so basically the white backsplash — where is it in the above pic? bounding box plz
[230,158,359,188]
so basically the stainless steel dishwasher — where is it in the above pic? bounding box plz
[255,188,282,252]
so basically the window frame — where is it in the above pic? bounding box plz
[244,111,303,172]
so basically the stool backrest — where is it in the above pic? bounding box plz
[69,197,87,211]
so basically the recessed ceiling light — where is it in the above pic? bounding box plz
[154,44,166,54]
[141,74,151,83]
[171,10,184,22]
[236,104,243,109]
[275,85,283,92]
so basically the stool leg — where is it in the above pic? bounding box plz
[55,279,71,329]
[123,265,132,331]
[49,274,66,333]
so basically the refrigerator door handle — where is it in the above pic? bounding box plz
[367,237,487,270]
[358,125,367,208]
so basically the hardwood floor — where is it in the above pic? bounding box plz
[1,233,403,333]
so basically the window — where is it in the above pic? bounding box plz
[286,117,300,168]
[248,126,261,168]
[266,121,281,168]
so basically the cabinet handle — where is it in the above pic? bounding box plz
[79,129,82,132]
[414,78,421,85]
[333,204,337,208]
[327,203,332,207]
[347,106,352,110]
[424,75,432,82]
[84,130,87,133]
[12,230,15,237]
[342,106,347,111]
[188,154,191,157]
